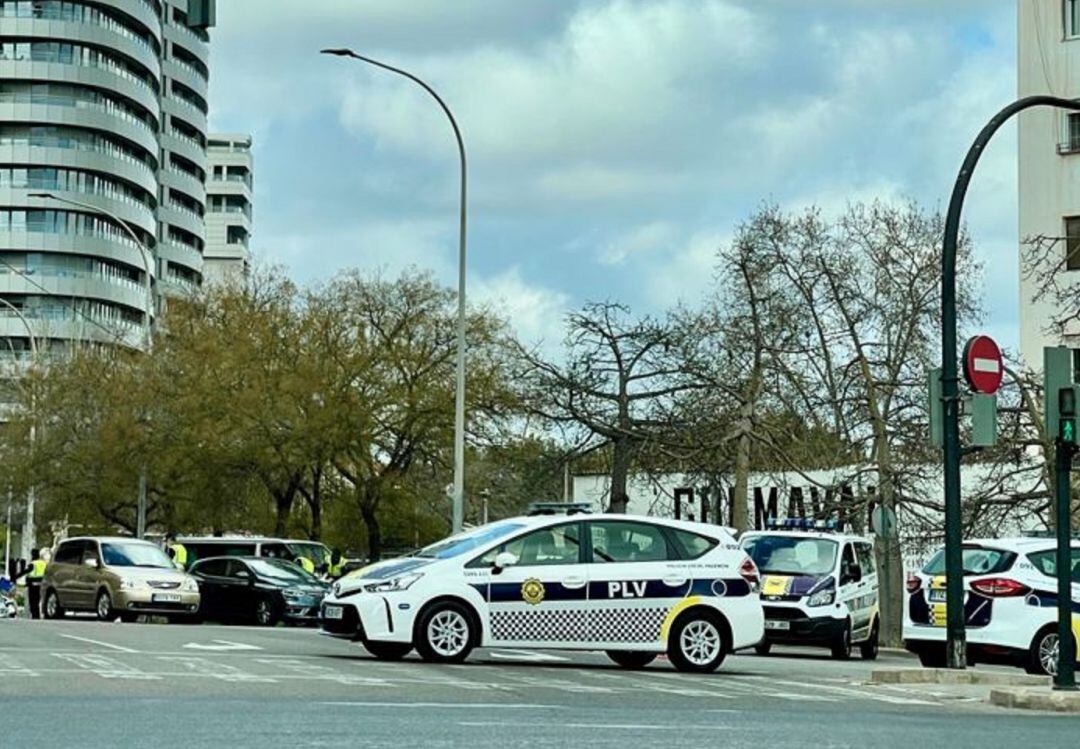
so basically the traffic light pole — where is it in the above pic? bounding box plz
[941,96,1080,670]
[1054,437,1077,690]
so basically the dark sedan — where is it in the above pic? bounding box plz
[189,556,328,626]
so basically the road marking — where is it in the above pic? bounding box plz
[58,634,138,653]
[319,702,560,710]
[487,650,570,663]
[457,722,731,731]
[53,653,160,680]
[183,640,262,652]
[157,656,277,683]
[744,676,937,706]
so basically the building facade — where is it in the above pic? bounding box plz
[0,0,213,361]
[1018,0,1080,367]
[203,132,251,285]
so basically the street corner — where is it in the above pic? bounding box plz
[989,687,1080,713]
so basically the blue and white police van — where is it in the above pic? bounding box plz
[903,535,1080,675]
[321,511,764,672]
[740,520,880,660]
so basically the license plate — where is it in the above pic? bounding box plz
[323,605,344,620]
[928,590,947,602]
[765,619,790,631]
[152,593,181,603]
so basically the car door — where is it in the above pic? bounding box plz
[51,540,84,608]
[584,519,689,648]
[478,522,589,647]
[837,542,866,629]
[192,559,230,619]
[852,542,879,639]
[222,560,256,619]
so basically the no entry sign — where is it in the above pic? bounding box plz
[963,335,1004,395]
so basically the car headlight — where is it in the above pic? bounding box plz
[181,578,199,593]
[119,578,142,591]
[283,587,306,600]
[364,573,423,594]
[807,589,835,607]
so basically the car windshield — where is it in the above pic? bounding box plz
[101,542,174,569]
[415,522,527,560]
[247,559,318,584]
[285,542,331,565]
[743,535,838,576]
[922,546,1016,576]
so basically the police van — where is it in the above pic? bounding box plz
[903,535,1080,676]
[740,521,880,659]
[320,512,764,672]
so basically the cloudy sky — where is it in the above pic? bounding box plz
[207,0,1019,350]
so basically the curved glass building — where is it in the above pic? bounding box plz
[0,0,213,357]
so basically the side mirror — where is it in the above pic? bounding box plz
[83,558,99,569]
[492,552,518,574]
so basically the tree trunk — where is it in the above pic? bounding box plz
[273,489,294,538]
[303,467,323,541]
[732,403,753,533]
[873,430,903,648]
[360,492,381,562]
[608,439,632,513]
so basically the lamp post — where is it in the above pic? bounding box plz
[29,192,155,538]
[0,297,38,562]
[321,48,469,533]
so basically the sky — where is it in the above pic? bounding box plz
[207,0,1020,353]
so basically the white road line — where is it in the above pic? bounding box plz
[457,722,732,731]
[58,634,138,653]
[744,676,938,706]
[157,656,278,683]
[319,702,560,710]
[53,653,160,680]
[183,640,262,652]
[487,650,570,663]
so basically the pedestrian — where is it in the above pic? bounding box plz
[328,549,345,580]
[165,534,188,571]
[13,548,48,619]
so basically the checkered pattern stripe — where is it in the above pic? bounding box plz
[491,610,588,641]
[591,607,668,643]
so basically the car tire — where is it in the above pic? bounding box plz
[365,641,413,660]
[831,621,852,660]
[43,589,64,619]
[1026,626,1061,677]
[916,646,947,668]
[754,641,772,656]
[860,621,880,661]
[606,650,658,669]
[415,600,476,664]
[254,597,278,627]
[95,590,114,622]
[667,609,728,673]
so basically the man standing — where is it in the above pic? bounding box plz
[14,548,48,619]
[165,535,188,571]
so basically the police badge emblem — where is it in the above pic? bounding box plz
[521,578,545,605]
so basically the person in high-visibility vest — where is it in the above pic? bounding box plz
[294,555,315,575]
[327,549,346,580]
[165,536,188,570]
[13,548,48,619]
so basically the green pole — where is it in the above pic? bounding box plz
[1054,437,1076,690]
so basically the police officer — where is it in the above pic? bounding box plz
[165,534,187,571]
[328,549,345,580]
[294,555,315,575]
[13,548,48,619]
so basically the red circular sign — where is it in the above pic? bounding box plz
[963,335,1004,395]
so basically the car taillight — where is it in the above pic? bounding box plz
[906,574,922,594]
[970,578,1030,597]
[739,557,760,588]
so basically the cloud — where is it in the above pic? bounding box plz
[471,268,569,349]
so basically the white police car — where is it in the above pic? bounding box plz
[903,536,1080,675]
[740,521,880,660]
[321,513,763,672]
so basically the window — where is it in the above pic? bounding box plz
[668,528,717,560]
[855,542,877,576]
[193,558,228,577]
[1066,217,1080,270]
[923,546,1016,575]
[589,521,672,563]
[225,560,252,579]
[840,544,858,582]
[1027,549,1080,582]
[473,523,582,567]
[1065,113,1080,154]
[53,540,84,564]
[1069,0,1080,38]
[744,536,838,576]
[101,542,172,569]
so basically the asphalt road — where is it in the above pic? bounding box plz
[1,618,1076,748]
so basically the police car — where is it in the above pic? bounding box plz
[320,512,763,672]
[740,520,880,660]
[903,536,1080,675]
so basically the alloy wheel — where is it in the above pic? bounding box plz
[97,592,111,620]
[427,609,469,657]
[1039,632,1059,676]
[679,619,721,666]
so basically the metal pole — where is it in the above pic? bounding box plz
[321,49,468,534]
[5,493,12,579]
[941,95,1080,669]
[1054,440,1077,689]
[0,297,38,561]
[29,193,155,537]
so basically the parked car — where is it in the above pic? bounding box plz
[42,537,200,622]
[189,556,329,626]
[177,536,333,574]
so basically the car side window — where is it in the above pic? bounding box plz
[855,543,876,575]
[590,521,674,563]
[261,543,289,559]
[226,560,252,579]
[669,529,718,560]
[473,523,582,567]
[195,559,228,577]
[1028,550,1080,582]
[840,543,858,582]
[81,542,100,566]
[54,541,82,564]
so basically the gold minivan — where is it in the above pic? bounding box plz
[42,537,200,623]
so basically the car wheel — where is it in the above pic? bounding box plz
[916,646,947,668]
[860,621,880,661]
[254,597,278,627]
[415,601,476,664]
[831,621,852,660]
[96,591,114,622]
[667,609,728,673]
[1027,627,1060,677]
[606,650,658,669]
[365,641,413,660]
[43,589,64,619]
[754,641,772,656]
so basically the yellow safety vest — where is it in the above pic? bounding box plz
[328,561,345,579]
[29,559,47,579]
[296,556,315,574]
[168,544,188,568]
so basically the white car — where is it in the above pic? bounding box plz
[903,536,1080,676]
[321,513,764,673]
[741,523,880,659]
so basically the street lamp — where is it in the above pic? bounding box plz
[0,297,38,562]
[321,48,469,534]
[29,192,156,538]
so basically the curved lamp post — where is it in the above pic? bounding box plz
[321,48,469,534]
[29,192,155,538]
[0,297,37,564]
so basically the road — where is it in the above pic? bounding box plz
[0,618,1076,748]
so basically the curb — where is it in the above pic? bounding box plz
[870,668,1047,687]
[990,687,1080,712]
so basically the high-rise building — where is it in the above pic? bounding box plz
[204,133,252,284]
[0,0,214,360]
[1018,0,1080,367]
